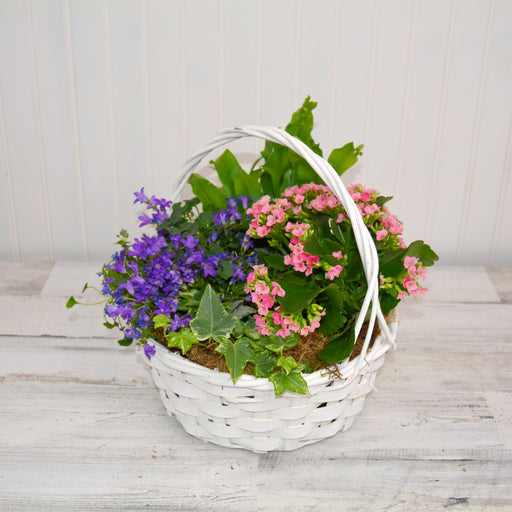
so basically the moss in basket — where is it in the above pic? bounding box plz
[67,96,438,396]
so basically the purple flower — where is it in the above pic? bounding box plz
[239,195,250,209]
[134,188,148,204]
[144,343,156,360]
[181,235,199,251]
[201,258,217,278]
[214,210,229,226]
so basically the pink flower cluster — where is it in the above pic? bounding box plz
[346,184,406,247]
[397,256,428,299]
[244,263,325,338]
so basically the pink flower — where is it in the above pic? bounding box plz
[332,250,343,259]
[404,256,416,268]
[271,282,285,297]
[325,265,343,280]
[376,230,387,241]
[337,213,345,223]
[397,291,408,300]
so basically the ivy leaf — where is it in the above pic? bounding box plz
[190,284,238,341]
[276,355,305,375]
[103,321,116,330]
[251,350,278,379]
[117,337,133,347]
[153,314,170,330]
[166,328,198,354]
[216,337,253,382]
[269,368,309,396]
[264,333,299,354]
[188,173,227,211]
[328,142,363,176]
[66,296,78,309]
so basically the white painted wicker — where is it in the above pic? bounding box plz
[145,126,399,452]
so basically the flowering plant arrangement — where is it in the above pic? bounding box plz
[68,97,438,396]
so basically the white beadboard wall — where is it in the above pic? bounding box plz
[0,0,511,265]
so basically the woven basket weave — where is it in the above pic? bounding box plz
[145,126,398,453]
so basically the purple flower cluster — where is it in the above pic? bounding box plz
[100,190,259,343]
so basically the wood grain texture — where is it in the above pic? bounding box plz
[0,264,511,510]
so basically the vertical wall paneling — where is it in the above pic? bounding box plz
[145,0,183,196]
[62,0,88,260]
[455,0,495,264]
[298,0,337,149]
[32,0,83,260]
[0,0,511,265]
[222,0,260,168]
[360,0,381,186]
[255,0,263,125]
[184,0,219,165]
[396,1,454,248]
[364,0,415,200]
[139,0,153,194]
[330,0,375,185]
[327,0,342,150]
[393,0,419,217]
[0,83,18,260]
[103,1,121,237]
[108,0,148,238]
[460,0,512,265]
[427,0,491,264]
[492,120,512,266]
[69,0,119,261]
[259,0,296,126]
[0,1,50,260]
[25,1,54,261]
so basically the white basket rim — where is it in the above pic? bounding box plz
[145,314,399,393]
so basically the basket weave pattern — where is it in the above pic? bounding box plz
[145,126,398,452]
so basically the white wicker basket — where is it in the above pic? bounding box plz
[144,126,398,453]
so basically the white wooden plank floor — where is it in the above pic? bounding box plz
[1,263,511,511]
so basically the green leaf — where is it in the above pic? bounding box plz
[210,149,244,198]
[264,333,299,354]
[406,240,439,267]
[66,296,78,309]
[166,328,198,354]
[319,305,347,336]
[318,327,355,364]
[379,248,407,277]
[380,292,400,315]
[188,173,227,211]
[229,300,256,319]
[277,355,305,375]
[103,321,116,330]
[190,284,238,341]
[277,274,324,315]
[231,318,245,338]
[243,317,261,340]
[257,252,286,271]
[81,282,89,294]
[269,368,309,395]
[376,195,393,207]
[153,314,170,330]
[234,169,263,201]
[285,96,322,156]
[117,337,133,347]
[251,350,278,378]
[328,142,363,176]
[218,260,234,280]
[216,337,253,382]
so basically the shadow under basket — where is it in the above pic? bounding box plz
[144,316,398,453]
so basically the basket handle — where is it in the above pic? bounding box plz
[171,126,396,377]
